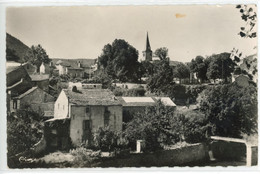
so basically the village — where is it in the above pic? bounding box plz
[5,4,258,168]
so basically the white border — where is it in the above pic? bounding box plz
[0,0,259,173]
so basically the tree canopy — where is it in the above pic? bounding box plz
[197,83,257,138]
[189,56,208,83]
[24,44,50,72]
[97,39,139,82]
[147,58,174,94]
[206,52,235,82]
[154,47,169,61]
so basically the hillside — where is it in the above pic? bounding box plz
[6,33,30,63]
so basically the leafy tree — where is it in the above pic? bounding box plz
[189,56,208,83]
[197,83,257,138]
[97,39,139,82]
[124,101,176,151]
[124,100,208,151]
[7,110,44,157]
[140,60,155,77]
[236,4,257,38]
[206,52,235,82]
[154,47,169,61]
[147,59,174,94]
[174,63,190,82]
[92,70,112,89]
[6,47,20,62]
[24,44,50,72]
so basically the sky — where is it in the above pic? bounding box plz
[6,5,257,62]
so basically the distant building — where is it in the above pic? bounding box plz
[118,96,176,123]
[10,87,55,114]
[30,74,50,92]
[48,88,122,147]
[68,82,102,89]
[52,59,97,78]
[6,63,33,98]
[142,32,153,61]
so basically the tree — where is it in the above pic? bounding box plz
[197,83,257,138]
[97,39,139,82]
[24,44,50,72]
[124,100,208,151]
[189,56,208,83]
[124,101,176,151]
[154,47,169,61]
[206,52,235,83]
[236,4,257,38]
[174,63,190,82]
[147,58,174,94]
[7,109,44,158]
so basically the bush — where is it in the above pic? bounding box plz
[69,147,100,167]
[124,101,175,152]
[7,110,44,167]
[92,127,128,152]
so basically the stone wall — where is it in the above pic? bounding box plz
[211,140,247,161]
[100,143,209,167]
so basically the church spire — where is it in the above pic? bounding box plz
[146,32,151,51]
[143,32,153,61]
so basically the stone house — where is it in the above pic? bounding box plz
[10,87,55,114]
[53,59,96,78]
[118,97,176,123]
[6,64,34,113]
[30,74,50,92]
[48,88,122,148]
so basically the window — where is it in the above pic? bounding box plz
[58,103,60,109]
[104,107,110,126]
[83,120,91,130]
[86,107,90,113]
[13,100,17,109]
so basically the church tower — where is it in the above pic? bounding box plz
[143,32,153,61]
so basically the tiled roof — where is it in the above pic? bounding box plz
[14,87,38,99]
[119,96,176,107]
[52,58,96,68]
[7,78,23,89]
[63,89,121,106]
[30,74,49,81]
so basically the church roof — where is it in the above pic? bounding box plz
[146,32,152,51]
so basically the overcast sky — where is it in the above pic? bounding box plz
[6,5,257,62]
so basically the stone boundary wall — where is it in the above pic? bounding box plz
[100,143,209,167]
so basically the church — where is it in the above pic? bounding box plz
[142,32,161,62]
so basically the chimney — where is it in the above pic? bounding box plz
[78,61,81,68]
[72,86,77,92]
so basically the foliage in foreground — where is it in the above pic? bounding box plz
[7,109,44,157]
[124,101,208,152]
[197,82,258,138]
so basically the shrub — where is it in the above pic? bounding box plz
[69,147,100,167]
[92,127,120,152]
[7,110,44,168]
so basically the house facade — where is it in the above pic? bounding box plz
[53,59,97,78]
[10,87,55,114]
[51,88,122,147]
